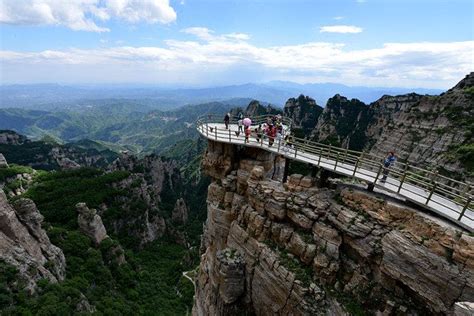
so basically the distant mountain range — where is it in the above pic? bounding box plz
[0,82,443,110]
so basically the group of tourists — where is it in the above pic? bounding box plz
[224,112,289,146]
[224,112,397,183]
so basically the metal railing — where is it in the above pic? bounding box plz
[196,114,474,232]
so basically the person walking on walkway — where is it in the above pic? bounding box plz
[245,126,251,143]
[380,151,396,183]
[255,124,263,144]
[224,113,230,129]
[268,124,277,146]
[238,117,243,133]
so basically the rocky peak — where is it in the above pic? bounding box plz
[312,94,369,150]
[0,190,65,293]
[284,94,323,134]
[452,72,474,90]
[244,100,282,117]
[0,130,28,145]
[172,197,188,224]
[76,203,108,245]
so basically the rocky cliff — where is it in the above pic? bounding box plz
[311,94,369,151]
[193,141,473,315]
[106,153,191,246]
[0,190,66,293]
[284,95,323,136]
[283,73,474,180]
[364,74,473,179]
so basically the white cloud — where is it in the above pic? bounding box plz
[356,0,367,3]
[320,25,363,33]
[181,27,250,42]
[1,28,472,89]
[0,0,176,32]
[182,27,215,41]
[333,16,344,20]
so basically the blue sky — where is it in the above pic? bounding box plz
[1,0,473,88]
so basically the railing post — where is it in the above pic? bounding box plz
[334,152,340,171]
[215,126,217,140]
[425,182,437,205]
[317,147,322,166]
[294,145,298,158]
[352,158,359,177]
[397,163,409,193]
[277,138,281,153]
[206,123,209,137]
[374,164,383,183]
[229,129,231,142]
[458,197,471,221]
[343,147,348,164]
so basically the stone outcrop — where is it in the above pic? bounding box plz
[0,153,8,168]
[76,203,108,245]
[172,197,188,224]
[193,142,474,315]
[284,94,323,134]
[0,130,28,145]
[0,190,65,293]
[107,153,186,246]
[283,73,474,181]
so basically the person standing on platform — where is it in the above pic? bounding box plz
[380,151,397,183]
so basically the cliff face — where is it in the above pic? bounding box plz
[365,74,473,179]
[0,191,66,293]
[193,141,473,315]
[284,95,323,135]
[284,73,474,180]
[311,94,369,151]
[106,153,186,246]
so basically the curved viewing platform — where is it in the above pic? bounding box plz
[197,114,474,232]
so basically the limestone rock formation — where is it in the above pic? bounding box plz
[283,73,474,181]
[193,142,474,315]
[0,130,28,145]
[311,94,369,151]
[284,94,323,134]
[76,203,108,245]
[172,197,188,224]
[0,153,8,168]
[0,191,66,293]
[106,154,176,245]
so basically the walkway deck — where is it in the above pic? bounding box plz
[197,117,473,232]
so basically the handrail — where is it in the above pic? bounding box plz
[196,114,474,232]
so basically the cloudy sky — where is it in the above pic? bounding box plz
[0,0,473,88]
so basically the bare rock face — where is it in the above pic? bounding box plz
[0,153,8,168]
[193,142,474,315]
[284,94,323,134]
[216,248,245,304]
[0,191,65,293]
[76,203,108,245]
[0,130,28,145]
[172,198,188,224]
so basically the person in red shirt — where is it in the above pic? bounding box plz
[244,126,251,143]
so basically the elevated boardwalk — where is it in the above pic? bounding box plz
[197,115,474,232]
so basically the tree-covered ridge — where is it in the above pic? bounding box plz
[0,100,238,155]
[1,159,206,314]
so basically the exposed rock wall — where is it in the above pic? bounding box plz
[193,142,473,315]
[0,191,65,293]
[284,95,323,135]
[77,203,108,245]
